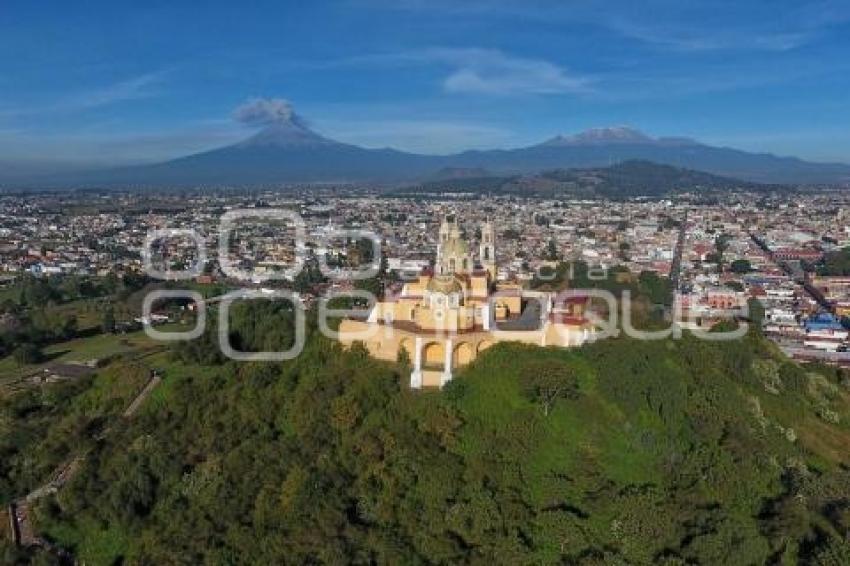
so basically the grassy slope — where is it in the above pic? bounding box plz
[0,329,162,387]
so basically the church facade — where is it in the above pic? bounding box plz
[337,215,595,388]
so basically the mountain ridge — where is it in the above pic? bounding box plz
[5,122,850,188]
[410,159,773,197]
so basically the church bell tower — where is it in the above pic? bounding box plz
[480,220,496,279]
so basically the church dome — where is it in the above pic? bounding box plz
[427,274,464,295]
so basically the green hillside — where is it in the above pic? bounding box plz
[5,325,850,564]
[407,160,780,198]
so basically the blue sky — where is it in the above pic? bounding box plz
[2,0,850,168]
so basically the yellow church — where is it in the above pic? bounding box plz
[338,215,596,388]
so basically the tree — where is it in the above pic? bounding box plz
[638,271,672,305]
[714,234,732,272]
[748,298,765,329]
[730,259,752,274]
[102,305,116,334]
[354,276,383,300]
[396,345,411,368]
[546,238,559,261]
[818,247,850,276]
[13,342,43,366]
[294,262,325,294]
[812,538,850,566]
[725,281,745,292]
[520,359,579,416]
[0,298,18,315]
[0,539,31,565]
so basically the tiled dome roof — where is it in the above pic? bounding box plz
[427,274,464,295]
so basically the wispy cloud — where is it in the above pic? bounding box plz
[332,47,590,96]
[369,0,850,53]
[606,19,815,53]
[437,49,589,95]
[61,71,164,110]
[0,71,165,121]
[592,56,850,102]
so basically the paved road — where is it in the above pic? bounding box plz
[748,232,834,313]
[669,210,688,294]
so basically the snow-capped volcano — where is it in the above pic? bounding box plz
[543,127,656,146]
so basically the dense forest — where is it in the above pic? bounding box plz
[3,302,850,564]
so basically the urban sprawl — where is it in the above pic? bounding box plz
[1,190,849,368]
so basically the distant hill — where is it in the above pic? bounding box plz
[409,160,772,197]
[428,166,494,181]
[7,120,850,188]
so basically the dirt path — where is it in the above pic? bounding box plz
[123,373,161,417]
[10,370,162,551]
